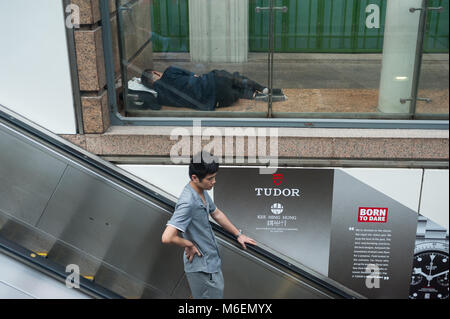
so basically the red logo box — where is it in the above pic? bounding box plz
[272,174,283,186]
[358,207,388,223]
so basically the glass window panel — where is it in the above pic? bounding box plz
[416,0,449,117]
[270,0,447,119]
[113,0,448,121]
[116,0,269,118]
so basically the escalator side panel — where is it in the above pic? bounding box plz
[218,240,333,299]
[0,122,187,298]
[0,127,67,226]
[35,166,186,297]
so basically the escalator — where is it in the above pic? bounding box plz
[0,104,364,299]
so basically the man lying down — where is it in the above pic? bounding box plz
[127,66,284,111]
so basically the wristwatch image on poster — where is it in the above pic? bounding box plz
[409,215,449,299]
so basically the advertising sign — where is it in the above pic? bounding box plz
[214,168,334,275]
[328,169,418,298]
[214,167,449,299]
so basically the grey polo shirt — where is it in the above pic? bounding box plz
[167,183,221,273]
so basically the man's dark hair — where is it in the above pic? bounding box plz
[141,69,155,88]
[189,151,219,182]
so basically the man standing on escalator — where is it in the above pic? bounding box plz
[161,151,257,299]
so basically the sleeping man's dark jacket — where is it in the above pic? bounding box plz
[153,66,217,111]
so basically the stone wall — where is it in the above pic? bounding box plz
[71,0,154,133]
[71,0,120,134]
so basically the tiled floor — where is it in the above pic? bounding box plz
[125,53,449,117]
[127,88,448,116]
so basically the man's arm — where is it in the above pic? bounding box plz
[211,208,257,250]
[161,225,192,247]
[161,225,201,262]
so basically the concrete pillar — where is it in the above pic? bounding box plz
[189,0,248,63]
[378,0,422,113]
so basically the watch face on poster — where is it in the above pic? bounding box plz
[409,242,449,299]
